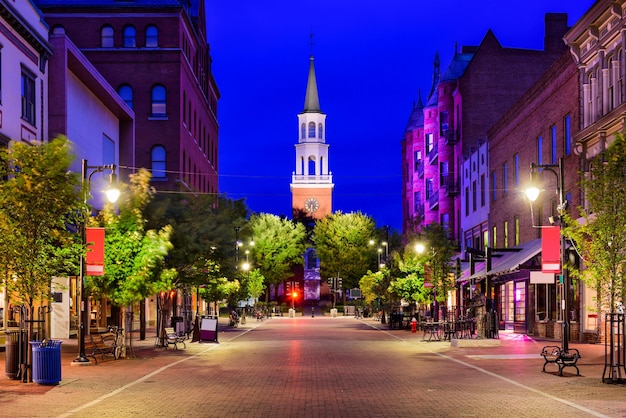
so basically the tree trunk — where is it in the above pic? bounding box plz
[140,301,146,340]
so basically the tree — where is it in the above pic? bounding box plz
[388,246,427,305]
[245,269,266,309]
[415,223,457,308]
[90,169,176,350]
[564,134,626,324]
[0,136,83,381]
[145,194,249,286]
[249,213,307,301]
[313,212,376,292]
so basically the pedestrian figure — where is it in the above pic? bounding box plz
[472,289,486,338]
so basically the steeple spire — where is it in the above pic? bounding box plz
[303,55,321,113]
[427,51,441,100]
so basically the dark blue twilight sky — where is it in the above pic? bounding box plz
[206,1,593,232]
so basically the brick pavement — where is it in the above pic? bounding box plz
[0,316,623,417]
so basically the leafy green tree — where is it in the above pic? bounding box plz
[313,211,376,292]
[91,169,176,349]
[359,270,387,310]
[564,134,626,324]
[388,246,427,305]
[245,268,266,309]
[0,137,83,376]
[249,213,307,301]
[415,223,457,306]
[146,194,249,286]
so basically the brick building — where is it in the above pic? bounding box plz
[402,14,570,249]
[486,49,580,337]
[34,0,219,193]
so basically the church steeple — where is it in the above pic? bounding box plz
[291,52,333,219]
[427,51,441,100]
[303,55,320,113]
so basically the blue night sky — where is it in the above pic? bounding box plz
[206,1,593,232]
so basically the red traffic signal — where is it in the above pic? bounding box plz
[292,291,298,298]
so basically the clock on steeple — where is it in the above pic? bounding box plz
[290,54,333,219]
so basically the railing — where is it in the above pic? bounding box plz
[445,129,458,145]
[441,175,460,196]
[428,143,438,161]
[291,174,333,184]
[428,189,439,209]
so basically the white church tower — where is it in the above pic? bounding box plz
[290,54,333,219]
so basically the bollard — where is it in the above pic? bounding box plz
[311,307,315,318]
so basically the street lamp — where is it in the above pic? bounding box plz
[72,160,119,365]
[525,157,570,351]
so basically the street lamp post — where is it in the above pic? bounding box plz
[72,160,119,365]
[526,157,570,351]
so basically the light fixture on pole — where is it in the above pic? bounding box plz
[525,157,570,351]
[72,160,119,365]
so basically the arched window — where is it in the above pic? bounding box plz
[308,122,316,138]
[151,85,166,116]
[318,123,323,139]
[117,84,133,109]
[308,157,316,175]
[101,25,114,48]
[123,25,136,48]
[151,145,166,179]
[301,123,306,139]
[145,25,158,48]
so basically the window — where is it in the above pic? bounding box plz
[151,145,166,179]
[537,136,543,165]
[440,111,449,134]
[491,171,497,201]
[318,123,323,139]
[492,226,497,247]
[308,122,315,138]
[480,174,485,206]
[472,180,477,212]
[414,150,422,172]
[101,25,114,47]
[514,217,520,246]
[117,84,133,109]
[502,162,508,195]
[426,133,434,152]
[301,123,306,139]
[414,191,421,212]
[504,221,509,248]
[514,154,519,186]
[151,85,166,116]
[21,68,36,125]
[465,187,470,216]
[123,25,136,48]
[564,115,571,156]
[426,178,433,199]
[551,125,557,164]
[145,25,158,47]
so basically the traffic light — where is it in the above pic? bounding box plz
[337,277,342,288]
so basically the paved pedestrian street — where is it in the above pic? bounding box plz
[0,316,624,417]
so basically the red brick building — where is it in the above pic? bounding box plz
[487,49,580,336]
[35,0,219,193]
[402,14,569,249]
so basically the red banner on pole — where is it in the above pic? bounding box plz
[542,226,561,274]
[86,227,105,276]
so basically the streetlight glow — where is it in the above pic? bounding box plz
[415,243,425,254]
[525,186,541,202]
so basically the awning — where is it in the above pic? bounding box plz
[457,238,542,282]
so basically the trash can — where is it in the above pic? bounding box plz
[5,330,26,380]
[30,340,62,385]
[171,316,183,333]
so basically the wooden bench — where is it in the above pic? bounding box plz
[541,345,581,376]
[164,327,186,350]
[85,333,117,364]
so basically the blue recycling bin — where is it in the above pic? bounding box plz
[30,340,62,384]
